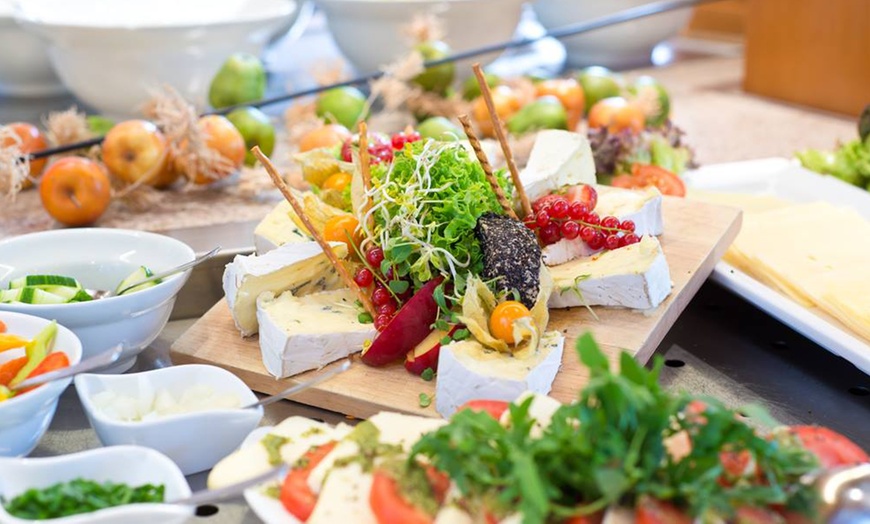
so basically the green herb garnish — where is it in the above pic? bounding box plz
[421,368,435,381]
[419,393,433,408]
[3,479,165,520]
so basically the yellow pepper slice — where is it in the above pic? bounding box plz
[0,334,28,352]
[0,385,12,402]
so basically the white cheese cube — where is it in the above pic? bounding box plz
[519,130,596,202]
[542,185,663,266]
[222,241,346,337]
[548,236,672,310]
[435,332,565,418]
[257,288,377,379]
[253,201,310,255]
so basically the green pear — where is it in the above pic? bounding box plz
[315,86,368,130]
[577,66,624,113]
[507,96,567,135]
[208,53,267,110]
[226,107,276,166]
[417,116,464,141]
[413,41,455,95]
[461,72,500,101]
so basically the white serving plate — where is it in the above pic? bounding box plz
[684,157,870,375]
[239,426,301,524]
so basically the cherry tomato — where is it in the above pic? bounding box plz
[535,79,585,130]
[489,300,532,345]
[611,164,686,197]
[587,97,645,134]
[369,470,433,524]
[323,215,361,250]
[322,171,352,191]
[635,496,692,524]
[279,441,337,521]
[787,425,869,468]
[456,399,510,420]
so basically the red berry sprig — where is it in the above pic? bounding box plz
[340,130,422,165]
[352,246,415,332]
[525,193,640,251]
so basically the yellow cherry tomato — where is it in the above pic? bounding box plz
[322,171,352,191]
[323,215,361,250]
[489,300,532,345]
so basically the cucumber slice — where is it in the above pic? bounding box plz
[115,266,160,296]
[40,286,93,302]
[9,275,81,290]
[0,287,68,305]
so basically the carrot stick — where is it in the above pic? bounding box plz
[0,356,27,387]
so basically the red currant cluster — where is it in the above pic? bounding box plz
[524,195,640,250]
[352,247,412,331]
[340,131,422,165]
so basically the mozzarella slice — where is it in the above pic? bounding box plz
[257,288,377,379]
[307,463,376,524]
[519,130,596,202]
[542,185,663,266]
[223,241,346,337]
[435,332,565,418]
[253,201,311,255]
[548,236,672,310]
[435,506,475,524]
[207,416,337,489]
[499,392,562,438]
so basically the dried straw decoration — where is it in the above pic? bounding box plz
[0,126,30,200]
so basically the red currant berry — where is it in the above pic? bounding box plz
[391,133,406,150]
[366,247,385,266]
[561,220,580,240]
[371,287,391,307]
[539,223,561,245]
[580,226,597,243]
[354,268,374,287]
[585,213,600,226]
[535,211,550,228]
[340,138,353,162]
[620,233,640,247]
[374,313,392,331]
[601,216,620,230]
[524,219,537,230]
[550,198,569,218]
[377,301,397,316]
[384,267,395,281]
[620,220,636,233]
[569,202,588,220]
[406,131,421,143]
[604,234,620,250]
[587,231,605,250]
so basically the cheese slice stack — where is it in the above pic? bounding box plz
[727,201,870,341]
[253,201,311,254]
[257,288,377,378]
[222,241,346,337]
[542,185,663,266]
[435,331,564,418]
[518,129,596,202]
[548,235,672,310]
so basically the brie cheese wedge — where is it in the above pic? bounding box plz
[253,201,311,255]
[435,332,564,418]
[519,130,596,202]
[257,288,377,379]
[548,236,672,310]
[223,241,346,337]
[542,185,663,266]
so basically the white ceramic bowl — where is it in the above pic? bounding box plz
[531,0,693,69]
[0,1,65,97]
[0,312,82,457]
[13,0,303,118]
[0,229,195,374]
[315,0,526,74]
[75,364,263,475]
[0,446,192,524]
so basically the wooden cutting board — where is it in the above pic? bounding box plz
[171,197,741,419]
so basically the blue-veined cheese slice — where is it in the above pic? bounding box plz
[254,201,311,255]
[519,130,596,202]
[542,185,663,266]
[222,241,346,337]
[435,332,565,418]
[257,288,376,378]
[548,236,672,310]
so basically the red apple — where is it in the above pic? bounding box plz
[39,157,112,226]
[361,277,444,367]
[404,324,461,375]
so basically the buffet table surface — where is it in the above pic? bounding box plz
[1,14,867,524]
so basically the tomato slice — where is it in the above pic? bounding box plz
[563,511,604,524]
[787,425,869,468]
[280,441,337,521]
[734,506,786,524]
[370,470,433,524]
[456,400,510,420]
[612,164,686,197]
[0,356,28,388]
[424,465,450,504]
[635,496,692,524]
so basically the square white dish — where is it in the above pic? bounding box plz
[683,157,870,375]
